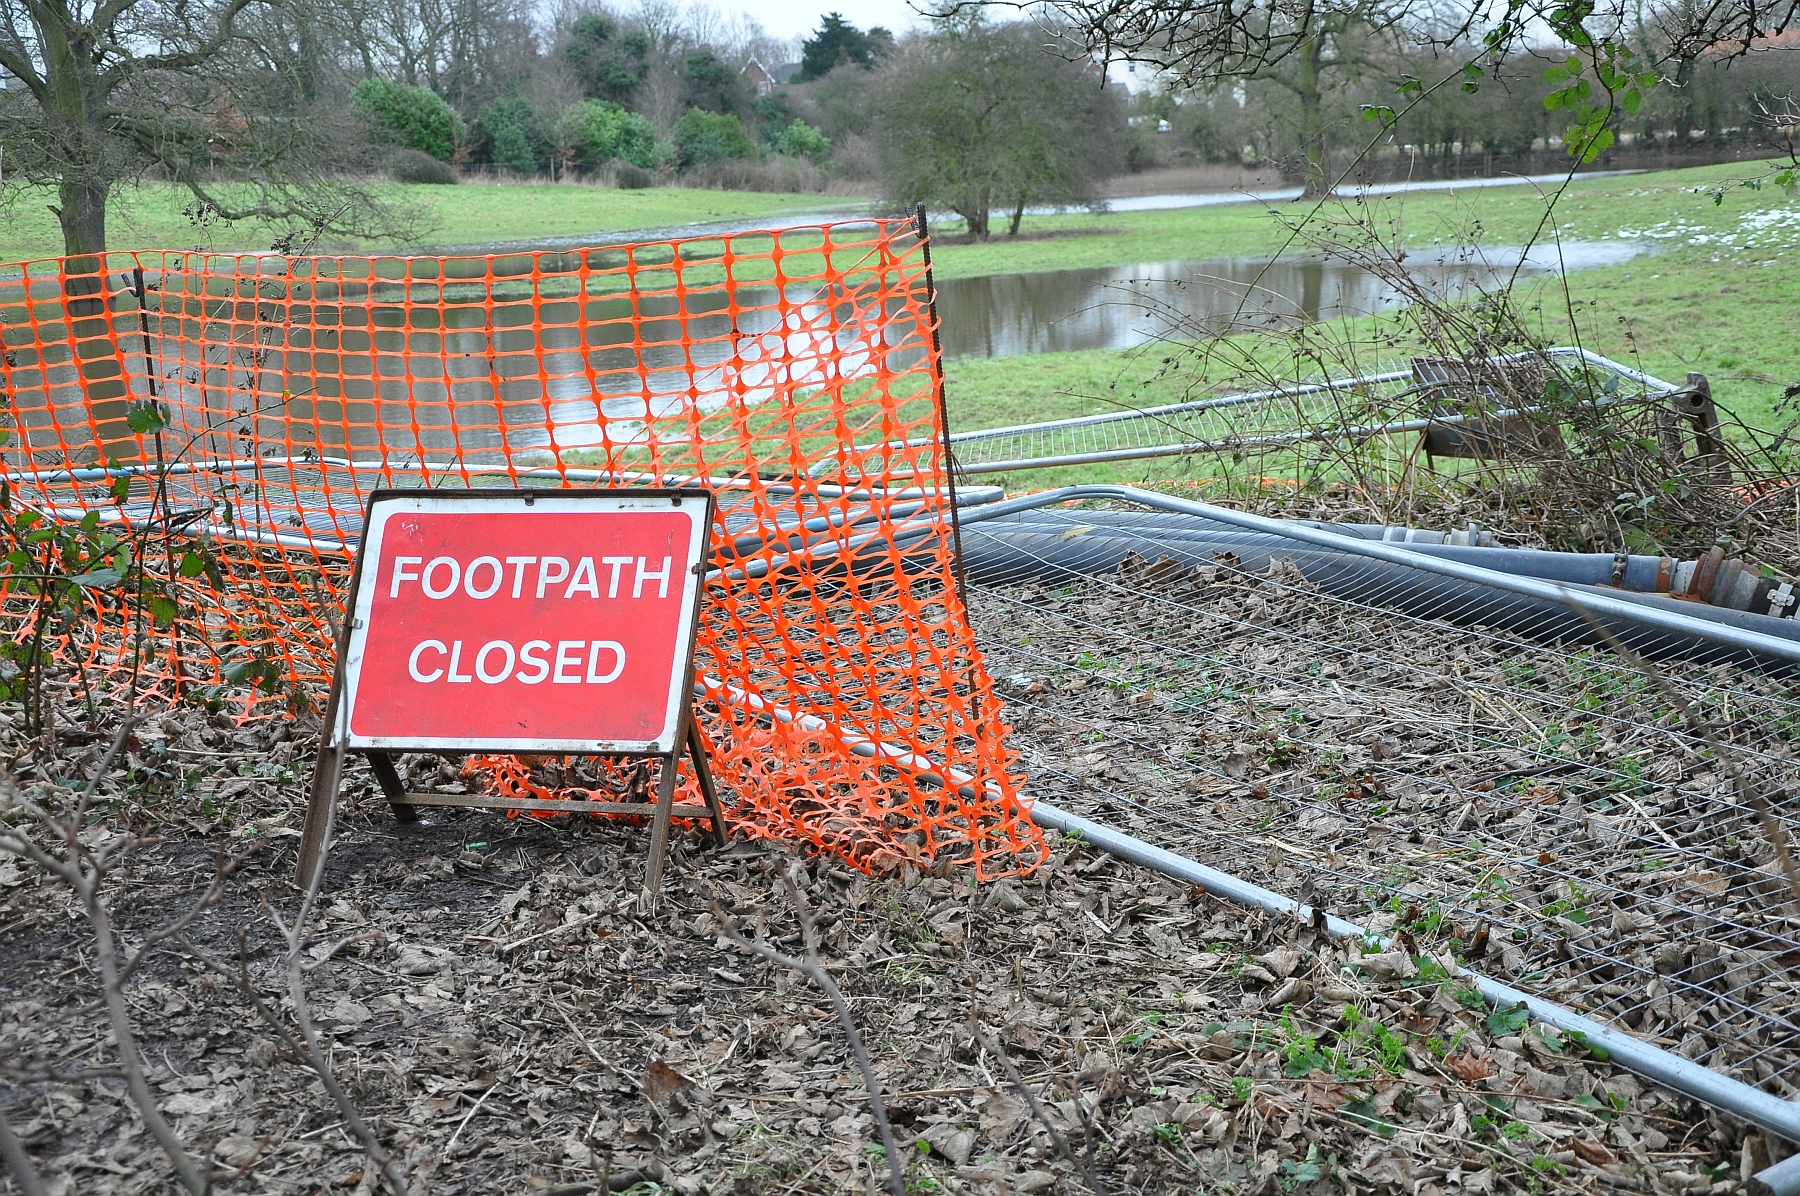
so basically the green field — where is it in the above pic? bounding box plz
[4,161,1793,473]
[930,160,1800,471]
[0,180,847,263]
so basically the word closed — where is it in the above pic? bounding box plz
[339,492,710,753]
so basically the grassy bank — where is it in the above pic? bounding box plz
[924,160,1796,278]
[935,160,1800,480]
[0,180,846,263]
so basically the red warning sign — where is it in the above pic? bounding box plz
[336,490,712,754]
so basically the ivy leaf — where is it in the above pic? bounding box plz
[1339,1098,1398,1137]
[126,402,167,434]
[1487,1002,1531,1036]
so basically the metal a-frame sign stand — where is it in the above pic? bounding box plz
[297,488,728,899]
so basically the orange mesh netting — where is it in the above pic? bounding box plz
[0,217,1042,878]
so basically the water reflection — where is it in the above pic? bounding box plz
[932,241,1649,360]
[13,238,1644,478]
[429,281,898,453]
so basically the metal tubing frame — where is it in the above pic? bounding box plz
[941,485,1800,666]
[869,347,1677,477]
[700,669,1800,1150]
[688,480,1800,1153]
[1028,803,1800,1152]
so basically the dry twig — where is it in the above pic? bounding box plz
[179,790,413,1196]
[969,1019,1105,1193]
[0,758,242,1195]
[711,880,907,1196]
[0,1102,50,1196]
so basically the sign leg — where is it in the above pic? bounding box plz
[687,718,729,848]
[366,752,421,823]
[297,639,350,889]
[641,753,680,899]
[297,740,345,890]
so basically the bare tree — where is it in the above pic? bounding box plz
[1243,4,1396,196]
[0,0,411,260]
[869,19,1127,238]
[1002,0,1797,192]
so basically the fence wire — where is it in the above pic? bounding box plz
[882,347,1676,476]
[965,498,1800,1095]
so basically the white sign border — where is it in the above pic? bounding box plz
[334,489,710,755]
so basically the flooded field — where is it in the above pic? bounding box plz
[933,240,1650,359]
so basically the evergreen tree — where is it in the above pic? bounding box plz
[796,13,890,81]
[563,13,650,105]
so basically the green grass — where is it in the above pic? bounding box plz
[6,160,1793,479]
[935,160,1800,451]
[0,180,850,263]
[924,160,1797,278]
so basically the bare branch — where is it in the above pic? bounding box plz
[711,883,907,1196]
[968,1019,1101,1192]
[0,1102,50,1196]
[179,742,411,1196]
[0,767,211,1195]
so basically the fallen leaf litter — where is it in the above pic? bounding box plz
[0,715,1772,1192]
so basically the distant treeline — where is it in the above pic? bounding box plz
[1137,43,1800,185]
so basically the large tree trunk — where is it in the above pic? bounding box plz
[38,17,139,459]
[1296,37,1329,199]
[57,184,136,462]
[57,177,109,261]
[957,196,991,240]
[1673,53,1700,140]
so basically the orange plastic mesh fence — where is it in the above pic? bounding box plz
[0,218,1042,878]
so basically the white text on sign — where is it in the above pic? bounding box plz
[388,555,674,601]
[406,639,627,685]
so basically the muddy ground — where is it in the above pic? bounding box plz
[0,706,1782,1195]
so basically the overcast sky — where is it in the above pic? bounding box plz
[732,0,928,49]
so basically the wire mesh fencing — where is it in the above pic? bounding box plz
[0,221,1046,878]
[873,347,1678,477]
[963,494,1800,1095]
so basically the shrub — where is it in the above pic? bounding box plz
[615,163,654,189]
[672,108,754,170]
[772,119,831,163]
[476,96,546,174]
[680,156,829,193]
[388,147,459,184]
[353,78,464,162]
[561,99,658,169]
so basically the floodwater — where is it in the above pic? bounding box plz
[17,236,1646,469]
[932,240,1650,360]
[496,238,1648,446]
[430,171,1644,255]
[1088,169,1645,214]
